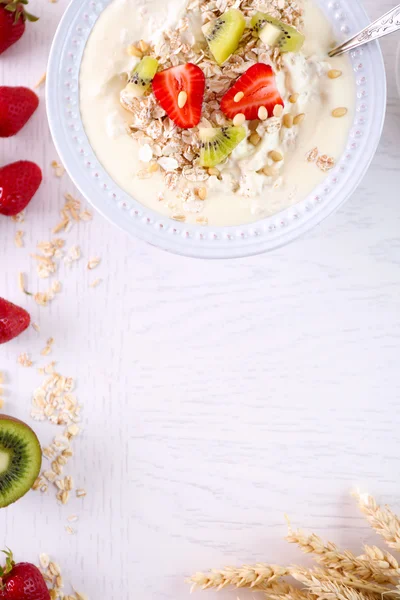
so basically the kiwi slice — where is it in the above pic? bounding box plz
[0,415,42,508]
[251,12,305,52]
[202,9,246,66]
[123,56,159,99]
[199,126,246,168]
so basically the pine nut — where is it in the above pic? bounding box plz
[269,150,283,162]
[178,91,187,109]
[127,45,142,58]
[234,91,244,103]
[258,106,268,121]
[332,107,348,118]
[293,113,305,125]
[273,104,283,117]
[328,69,342,79]
[249,132,261,146]
[196,187,207,200]
[233,113,246,126]
[148,161,159,173]
[289,93,299,103]
[208,167,220,176]
[262,166,277,176]
[283,113,294,128]
[138,40,149,52]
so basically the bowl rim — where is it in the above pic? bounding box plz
[46,0,387,259]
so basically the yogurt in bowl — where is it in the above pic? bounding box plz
[79,0,355,227]
[46,0,386,257]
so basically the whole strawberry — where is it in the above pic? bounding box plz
[0,161,42,216]
[0,551,50,600]
[0,297,30,344]
[0,1,38,56]
[0,87,39,138]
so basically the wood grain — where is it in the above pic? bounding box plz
[1,1,400,599]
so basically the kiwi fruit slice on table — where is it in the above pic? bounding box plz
[199,126,246,168]
[202,9,246,65]
[0,415,42,508]
[123,56,159,99]
[251,12,305,52]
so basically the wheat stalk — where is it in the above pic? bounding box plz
[287,529,399,584]
[188,564,289,591]
[353,492,400,552]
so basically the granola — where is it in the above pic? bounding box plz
[122,0,303,198]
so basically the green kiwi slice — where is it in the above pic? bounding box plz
[123,56,159,98]
[0,416,42,508]
[251,12,305,52]
[202,9,246,65]
[199,126,246,168]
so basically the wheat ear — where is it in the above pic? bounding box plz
[287,529,398,584]
[257,580,312,600]
[188,564,288,591]
[302,577,378,600]
[289,566,397,596]
[353,492,400,552]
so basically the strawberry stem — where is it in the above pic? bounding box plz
[0,549,15,578]
[0,0,38,23]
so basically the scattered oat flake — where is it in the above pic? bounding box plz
[34,292,50,307]
[34,72,47,89]
[51,160,65,177]
[32,322,40,333]
[64,245,81,267]
[15,230,24,248]
[39,553,50,570]
[51,280,62,294]
[76,489,86,498]
[65,526,75,535]
[89,278,102,288]
[87,257,101,270]
[11,210,25,223]
[79,209,93,221]
[41,337,55,356]
[0,398,4,409]
[18,272,27,293]
[306,147,319,163]
[75,592,89,600]
[17,353,33,367]
[0,372,3,384]
[316,154,335,172]
[67,515,79,523]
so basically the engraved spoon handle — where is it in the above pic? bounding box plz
[329,4,400,57]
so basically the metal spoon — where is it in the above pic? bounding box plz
[329,4,400,57]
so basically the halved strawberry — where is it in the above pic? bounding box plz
[152,63,205,129]
[220,63,284,121]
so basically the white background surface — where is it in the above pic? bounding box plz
[0,1,400,598]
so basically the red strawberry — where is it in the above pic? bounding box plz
[0,161,42,216]
[152,63,205,129]
[0,298,30,344]
[0,551,50,600]
[0,1,38,56]
[220,63,284,121]
[0,86,39,138]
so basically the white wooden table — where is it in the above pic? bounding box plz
[1,1,400,598]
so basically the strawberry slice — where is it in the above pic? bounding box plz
[152,63,205,129]
[220,63,284,121]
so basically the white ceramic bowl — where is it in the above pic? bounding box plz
[46,0,386,258]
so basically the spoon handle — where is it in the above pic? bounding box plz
[329,4,400,57]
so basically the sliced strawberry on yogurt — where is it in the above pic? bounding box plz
[152,63,205,129]
[220,63,284,121]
